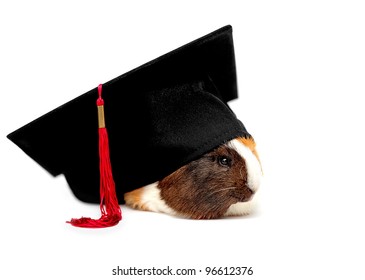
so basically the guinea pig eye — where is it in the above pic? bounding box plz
[218,156,232,167]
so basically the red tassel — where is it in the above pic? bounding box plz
[67,84,122,228]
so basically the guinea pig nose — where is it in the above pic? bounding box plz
[242,188,254,202]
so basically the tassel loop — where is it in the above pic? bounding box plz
[97,84,104,106]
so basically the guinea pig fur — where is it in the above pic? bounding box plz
[124,136,262,219]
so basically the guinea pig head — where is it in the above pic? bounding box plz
[124,136,262,219]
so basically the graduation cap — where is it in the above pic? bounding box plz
[7,25,250,228]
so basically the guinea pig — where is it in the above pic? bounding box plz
[124,136,262,219]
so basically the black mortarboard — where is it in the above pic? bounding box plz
[7,25,250,227]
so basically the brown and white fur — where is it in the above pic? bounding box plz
[124,136,262,219]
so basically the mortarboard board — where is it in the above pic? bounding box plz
[7,25,250,227]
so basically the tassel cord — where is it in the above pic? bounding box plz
[67,84,122,228]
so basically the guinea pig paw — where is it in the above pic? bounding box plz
[124,182,178,216]
[124,187,151,211]
[224,200,256,217]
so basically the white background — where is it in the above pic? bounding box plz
[1,1,364,279]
